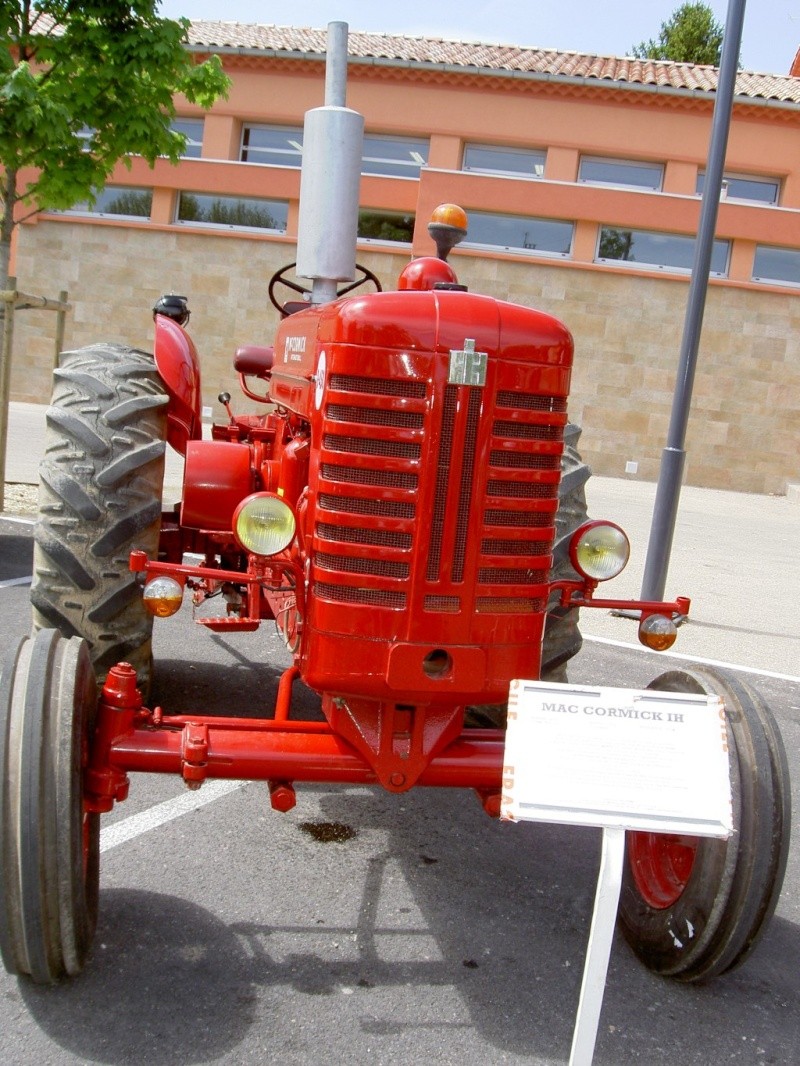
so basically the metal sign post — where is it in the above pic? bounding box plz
[641,0,747,600]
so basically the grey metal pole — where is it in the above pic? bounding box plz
[0,277,15,513]
[641,0,747,601]
[325,21,349,107]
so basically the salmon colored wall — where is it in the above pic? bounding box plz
[11,53,800,496]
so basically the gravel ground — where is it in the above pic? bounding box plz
[1,483,37,517]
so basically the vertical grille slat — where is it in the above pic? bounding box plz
[451,388,483,583]
[426,385,458,582]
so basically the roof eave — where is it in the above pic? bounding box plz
[185,43,800,112]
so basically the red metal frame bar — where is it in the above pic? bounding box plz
[83,663,506,815]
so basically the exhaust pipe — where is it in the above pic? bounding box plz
[295,22,364,304]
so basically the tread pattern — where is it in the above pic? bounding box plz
[541,422,591,678]
[31,344,167,692]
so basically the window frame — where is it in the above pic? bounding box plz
[462,143,546,180]
[171,118,205,159]
[357,208,415,245]
[240,124,304,167]
[751,245,800,287]
[461,210,575,259]
[174,191,289,233]
[360,134,429,179]
[697,170,780,206]
[578,155,664,192]
[595,225,730,278]
[58,185,153,220]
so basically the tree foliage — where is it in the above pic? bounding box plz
[631,2,725,66]
[0,1,229,278]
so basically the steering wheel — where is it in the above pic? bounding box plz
[268,262,382,316]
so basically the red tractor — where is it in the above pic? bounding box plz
[0,28,789,989]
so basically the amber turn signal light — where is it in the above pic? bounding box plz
[143,575,184,617]
[638,613,678,651]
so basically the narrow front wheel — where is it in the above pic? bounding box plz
[0,631,100,982]
[618,667,790,982]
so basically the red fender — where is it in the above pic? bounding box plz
[153,315,202,456]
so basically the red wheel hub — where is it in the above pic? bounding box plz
[628,832,699,909]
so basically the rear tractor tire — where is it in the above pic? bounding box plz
[540,422,591,682]
[618,667,791,982]
[31,344,168,698]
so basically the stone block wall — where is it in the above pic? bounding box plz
[12,218,800,495]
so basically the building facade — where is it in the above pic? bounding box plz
[12,23,800,494]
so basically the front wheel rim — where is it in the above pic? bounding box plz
[628,832,699,909]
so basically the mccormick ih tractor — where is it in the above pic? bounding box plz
[0,25,789,989]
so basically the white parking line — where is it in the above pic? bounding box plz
[99,780,245,853]
[0,515,35,526]
[0,575,31,588]
[583,634,800,685]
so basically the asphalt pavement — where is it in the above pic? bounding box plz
[1,401,799,1065]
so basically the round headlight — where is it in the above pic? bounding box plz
[233,493,296,556]
[569,521,630,582]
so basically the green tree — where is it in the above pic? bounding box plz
[0,2,230,282]
[631,2,725,65]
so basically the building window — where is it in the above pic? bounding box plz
[596,227,729,276]
[361,135,428,178]
[697,171,780,205]
[463,211,573,257]
[752,246,800,286]
[171,118,204,159]
[62,186,153,218]
[241,125,304,166]
[579,157,663,191]
[358,209,415,243]
[462,144,545,178]
[176,192,288,232]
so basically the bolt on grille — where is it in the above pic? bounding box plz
[314,582,406,608]
[479,567,549,584]
[317,522,412,549]
[315,372,422,611]
[329,374,426,398]
[323,434,420,460]
[484,509,552,527]
[327,404,424,429]
[497,391,567,412]
[319,493,414,519]
[321,464,417,490]
[316,552,409,579]
[489,450,561,469]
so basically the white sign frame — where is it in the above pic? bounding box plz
[502,680,733,1066]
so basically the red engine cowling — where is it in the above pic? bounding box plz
[270,288,573,707]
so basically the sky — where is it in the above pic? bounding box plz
[156,1,800,76]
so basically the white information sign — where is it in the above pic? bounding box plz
[501,680,733,1066]
[502,680,732,836]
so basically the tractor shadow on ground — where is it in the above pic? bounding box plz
[127,613,799,1063]
[18,890,257,1066]
[18,796,800,1066]
[150,621,323,720]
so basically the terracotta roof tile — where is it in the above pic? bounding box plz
[184,21,800,105]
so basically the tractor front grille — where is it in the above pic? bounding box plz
[313,364,564,622]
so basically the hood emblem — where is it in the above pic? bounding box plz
[448,338,487,387]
